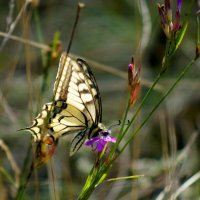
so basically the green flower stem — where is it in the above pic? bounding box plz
[33,8,46,67]
[78,68,166,199]
[197,16,200,43]
[15,144,33,200]
[0,167,15,186]
[118,99,130,137]
[114,72,162,153]
[118,57,197,158]
[77,55,197,199]
[78,164,111,200]
[109,99,130,158]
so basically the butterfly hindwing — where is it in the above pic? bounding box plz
[70,129,89,156]
[48,101,88,139]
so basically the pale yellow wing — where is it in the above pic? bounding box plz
[53,52,102,126]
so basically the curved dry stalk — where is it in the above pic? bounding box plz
[156,131,199,200]
[0,139,20,187]
[0,0,32,51]
[80,57,163,92]
[139,0,152,54]
[173,171,200,198]
[0,31,51,52]
[0,32,162,91]
[0,88,18,124]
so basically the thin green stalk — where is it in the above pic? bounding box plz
[118,100,130,137]
[0,167,15,185]
[110,71,162,158]
[116,72,162,147]
[197,16,200,43]
[78,163,112,200]
[118,58,196,158]
[41,32,60,94]
[15,144,33,200]
[109,99,130,157]
[33,8,46,67]
[33,8,51,96]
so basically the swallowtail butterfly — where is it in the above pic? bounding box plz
[22,52,108,166]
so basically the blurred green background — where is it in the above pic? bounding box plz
[0,0,200,199]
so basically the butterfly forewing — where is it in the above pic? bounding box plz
[76,59,102,124]
[53,53,102,126]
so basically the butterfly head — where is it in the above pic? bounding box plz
[97,123,111,136]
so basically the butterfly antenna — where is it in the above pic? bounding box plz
[66,2,85,56]
[108,120,121,130]
[108,120,130,130]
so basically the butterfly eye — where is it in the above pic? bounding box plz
[100,131,109,137]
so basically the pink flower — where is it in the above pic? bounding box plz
[173,0,183,32]
[157,0,183,38]
[85,131,116,152]
[128,57,141,105]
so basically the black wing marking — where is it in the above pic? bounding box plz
[48,101,88,139]
[76,58,102,123]
[70,129,89,156]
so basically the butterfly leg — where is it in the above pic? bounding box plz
[70,129,89,156]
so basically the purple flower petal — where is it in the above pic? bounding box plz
[128,63,133,70]
[102,135,116,143]
[85,137,100,146]
[173,10,181,32]
[109,137,117,143]
[85,131,116,153]
[96,141,107,152]
[177,0,183,12]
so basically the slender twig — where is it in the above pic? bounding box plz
[0,139,20,187]
[0,88,18,124]
[0,31,163,91]
[6,0,15,31]
[85,58,163,91]
[139,0,152,54]
[0,31,51,51]
[0,0,32,51]
[173,171,200,198]
[47,160,57,200]
[33,8,46,67]
[66,2,85,55]
[156,131,199,200]
[53,2,85,100]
